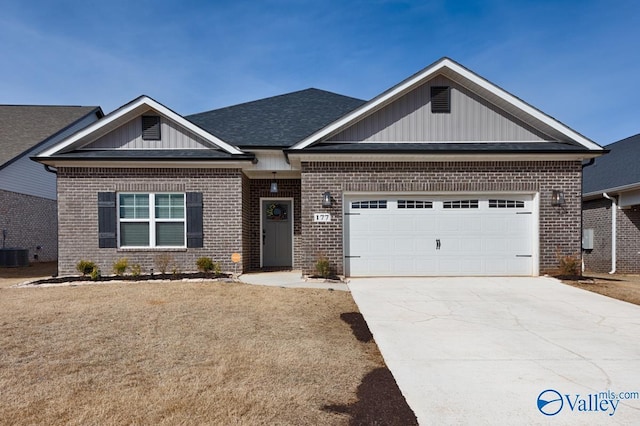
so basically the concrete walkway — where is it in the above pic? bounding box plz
[349,276,640,425]
[238,270,348,291]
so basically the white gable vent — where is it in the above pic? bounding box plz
[431,86,451,113]
[142,115,161,140]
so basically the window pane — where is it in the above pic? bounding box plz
[120,206,135,218]
[135,194,149,218]
[120,194,149,218]
[156,206,171,219]
[156,222,184,246]
[155,194,184,219]
[156,194,170,206]
[120,222,150,246]
[171,194,184,218]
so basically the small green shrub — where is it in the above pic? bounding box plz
[558,254,581,276]
[76,259,96,276]
[196,257,215,273]
[155,254,174,274]
[196,257,222,275]
[315,255,331,278]
[112,257,129,275]
[130,263,142,277]
[90,266,101,281]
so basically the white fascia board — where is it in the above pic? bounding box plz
[35,159,253,169]
[37,96,244,157]
[291,58,604,152]
[287,152,597,164]
[583,182,640,199]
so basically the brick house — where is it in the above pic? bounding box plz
[583,133,640,274]
[0,105,103,264]
[34,58,604,276]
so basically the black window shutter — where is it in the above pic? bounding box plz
[186,192,203,248]
[98,192,117,248]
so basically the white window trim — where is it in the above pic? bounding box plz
[117,192,186,249]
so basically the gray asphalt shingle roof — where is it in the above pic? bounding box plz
[0,105,101,168]
[186,88,366,148]
[583,133,640,194]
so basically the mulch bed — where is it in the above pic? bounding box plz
[26,272,231,285]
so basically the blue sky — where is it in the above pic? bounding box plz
[0,0,637,145]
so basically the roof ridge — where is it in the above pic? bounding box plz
[186,88,363,117]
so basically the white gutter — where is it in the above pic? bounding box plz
[602,192,617,274]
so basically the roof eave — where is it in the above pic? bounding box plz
[32,155,256,169]
[286,151,601,164]
[583,182,640,199]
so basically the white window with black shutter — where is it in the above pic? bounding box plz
[97,192,203,249]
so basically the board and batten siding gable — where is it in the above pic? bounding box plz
[85,116,212,150]
[327,75,552,143]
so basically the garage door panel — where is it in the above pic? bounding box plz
[369,217,391,232]
[345,195,535,276]
[483,216,507,233]
[415,238,434,252]
[394,216,425,234]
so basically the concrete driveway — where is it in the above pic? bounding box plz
[348,277,640,425]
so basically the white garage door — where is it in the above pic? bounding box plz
[344,195,535,276]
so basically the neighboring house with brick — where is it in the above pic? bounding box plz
[34,57,605,277]
[583,133,640,274]
[0,105,103,263]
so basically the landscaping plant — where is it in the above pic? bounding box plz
[315,255,332,279]
[558,253,581,276]
[154,254,174,275]
[76,260,96,276]
[112,258,129,276]
[196,257,221,275]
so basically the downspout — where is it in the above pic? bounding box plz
[602,192,617,274]
[581,159,595,273]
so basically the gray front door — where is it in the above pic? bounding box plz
[262,200,293,267]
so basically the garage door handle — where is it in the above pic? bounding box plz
[436,239,441,250]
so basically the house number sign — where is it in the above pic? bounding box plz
[313,213,331,222]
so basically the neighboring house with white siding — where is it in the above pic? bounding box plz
[0,105,103,263]
[34,58,605,277]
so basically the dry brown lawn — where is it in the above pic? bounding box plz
[0,265,415,425]
[0,262,57,289]
[562,273,640,306]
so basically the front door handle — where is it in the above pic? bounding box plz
[436,239,441,250]
[263,229,266,246]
